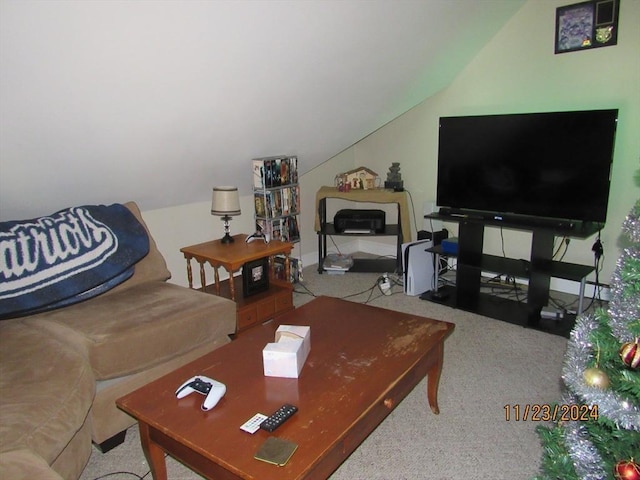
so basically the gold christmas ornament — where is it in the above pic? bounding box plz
[619,340,640,369]
[583,366,611,389]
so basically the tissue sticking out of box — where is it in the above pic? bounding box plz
[277,331,303,342]
[263,325,311,378]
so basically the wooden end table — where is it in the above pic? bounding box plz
[180,234,294,332]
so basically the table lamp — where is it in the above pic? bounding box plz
[211,186,241,244]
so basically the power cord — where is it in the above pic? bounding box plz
[329,236,344,256]
[92,472,149,480]
[368,274,404,304]
[592,237,603,260]
[337,273,402,304]
[293,281,317,298]
[404,188,420,239]
[90,439,166,480]
[583,234,605,311]
[553,237,570,261]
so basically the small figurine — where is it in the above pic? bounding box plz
[340,167,379,190]
[384,162,404,191]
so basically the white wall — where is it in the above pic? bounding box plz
[141,198,258,288]
[0,1,524,222]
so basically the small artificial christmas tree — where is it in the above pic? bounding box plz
[535,171,640,480]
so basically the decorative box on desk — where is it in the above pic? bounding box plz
[180,234,294,333]
[314,186,411,274]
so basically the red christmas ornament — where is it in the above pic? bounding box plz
[614,459,640,480]
[619,340,640,369]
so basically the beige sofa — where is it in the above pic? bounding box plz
[0,202,237,480]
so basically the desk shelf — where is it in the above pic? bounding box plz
[318,223,401,273]
[320,223,401,237]
[315,187,409,274]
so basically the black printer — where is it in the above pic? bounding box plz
[333,209,385,233]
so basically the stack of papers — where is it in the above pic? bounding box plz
[323,253,353,274]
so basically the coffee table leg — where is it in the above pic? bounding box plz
[139,422,168,480]
[426,343,444,414]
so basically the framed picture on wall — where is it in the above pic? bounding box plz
[555,0,619,54]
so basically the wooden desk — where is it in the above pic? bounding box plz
[181,235,294,332]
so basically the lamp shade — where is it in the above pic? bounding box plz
[211,186,241,216]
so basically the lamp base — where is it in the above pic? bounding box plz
[220,215,234,244]
[220,232,235,244]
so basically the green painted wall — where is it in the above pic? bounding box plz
[323,0,639,288]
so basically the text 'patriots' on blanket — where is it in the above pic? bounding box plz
[0,203,150,319]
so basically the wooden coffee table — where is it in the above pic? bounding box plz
[116,296,454,480]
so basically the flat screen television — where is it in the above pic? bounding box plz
[436,109,618,229]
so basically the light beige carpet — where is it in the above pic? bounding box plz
[79,268,569,480]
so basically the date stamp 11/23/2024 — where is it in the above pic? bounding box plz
[504,403,599,422]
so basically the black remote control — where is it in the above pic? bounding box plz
[259,404,298,432]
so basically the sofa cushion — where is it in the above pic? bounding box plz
[25,282,236,380]
[0,320,94,467]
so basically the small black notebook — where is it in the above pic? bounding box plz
[254,437,298,467]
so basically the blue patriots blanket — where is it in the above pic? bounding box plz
[0,203,150,319]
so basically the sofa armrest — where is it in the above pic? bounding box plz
[103,201,171,296]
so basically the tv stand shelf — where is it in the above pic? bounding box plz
[428,245,594,284]
[421,213,598,337]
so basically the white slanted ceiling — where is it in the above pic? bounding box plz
[0,0,524,220]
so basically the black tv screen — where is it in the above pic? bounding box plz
[436,109,618,226]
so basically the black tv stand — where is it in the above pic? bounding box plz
[421,213,599,337]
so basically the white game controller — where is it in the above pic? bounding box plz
[245,232,270,244]
[175,376,226,411]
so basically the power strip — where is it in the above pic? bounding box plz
[379,274,392,296]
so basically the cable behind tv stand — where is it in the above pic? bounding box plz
[421,213,599,337]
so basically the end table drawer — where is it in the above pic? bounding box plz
[237,306,258,331]
[275,291,293,312]
[257,298,276,319]
[235,287,294,333]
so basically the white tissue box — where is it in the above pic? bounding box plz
[263,325,311,378]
